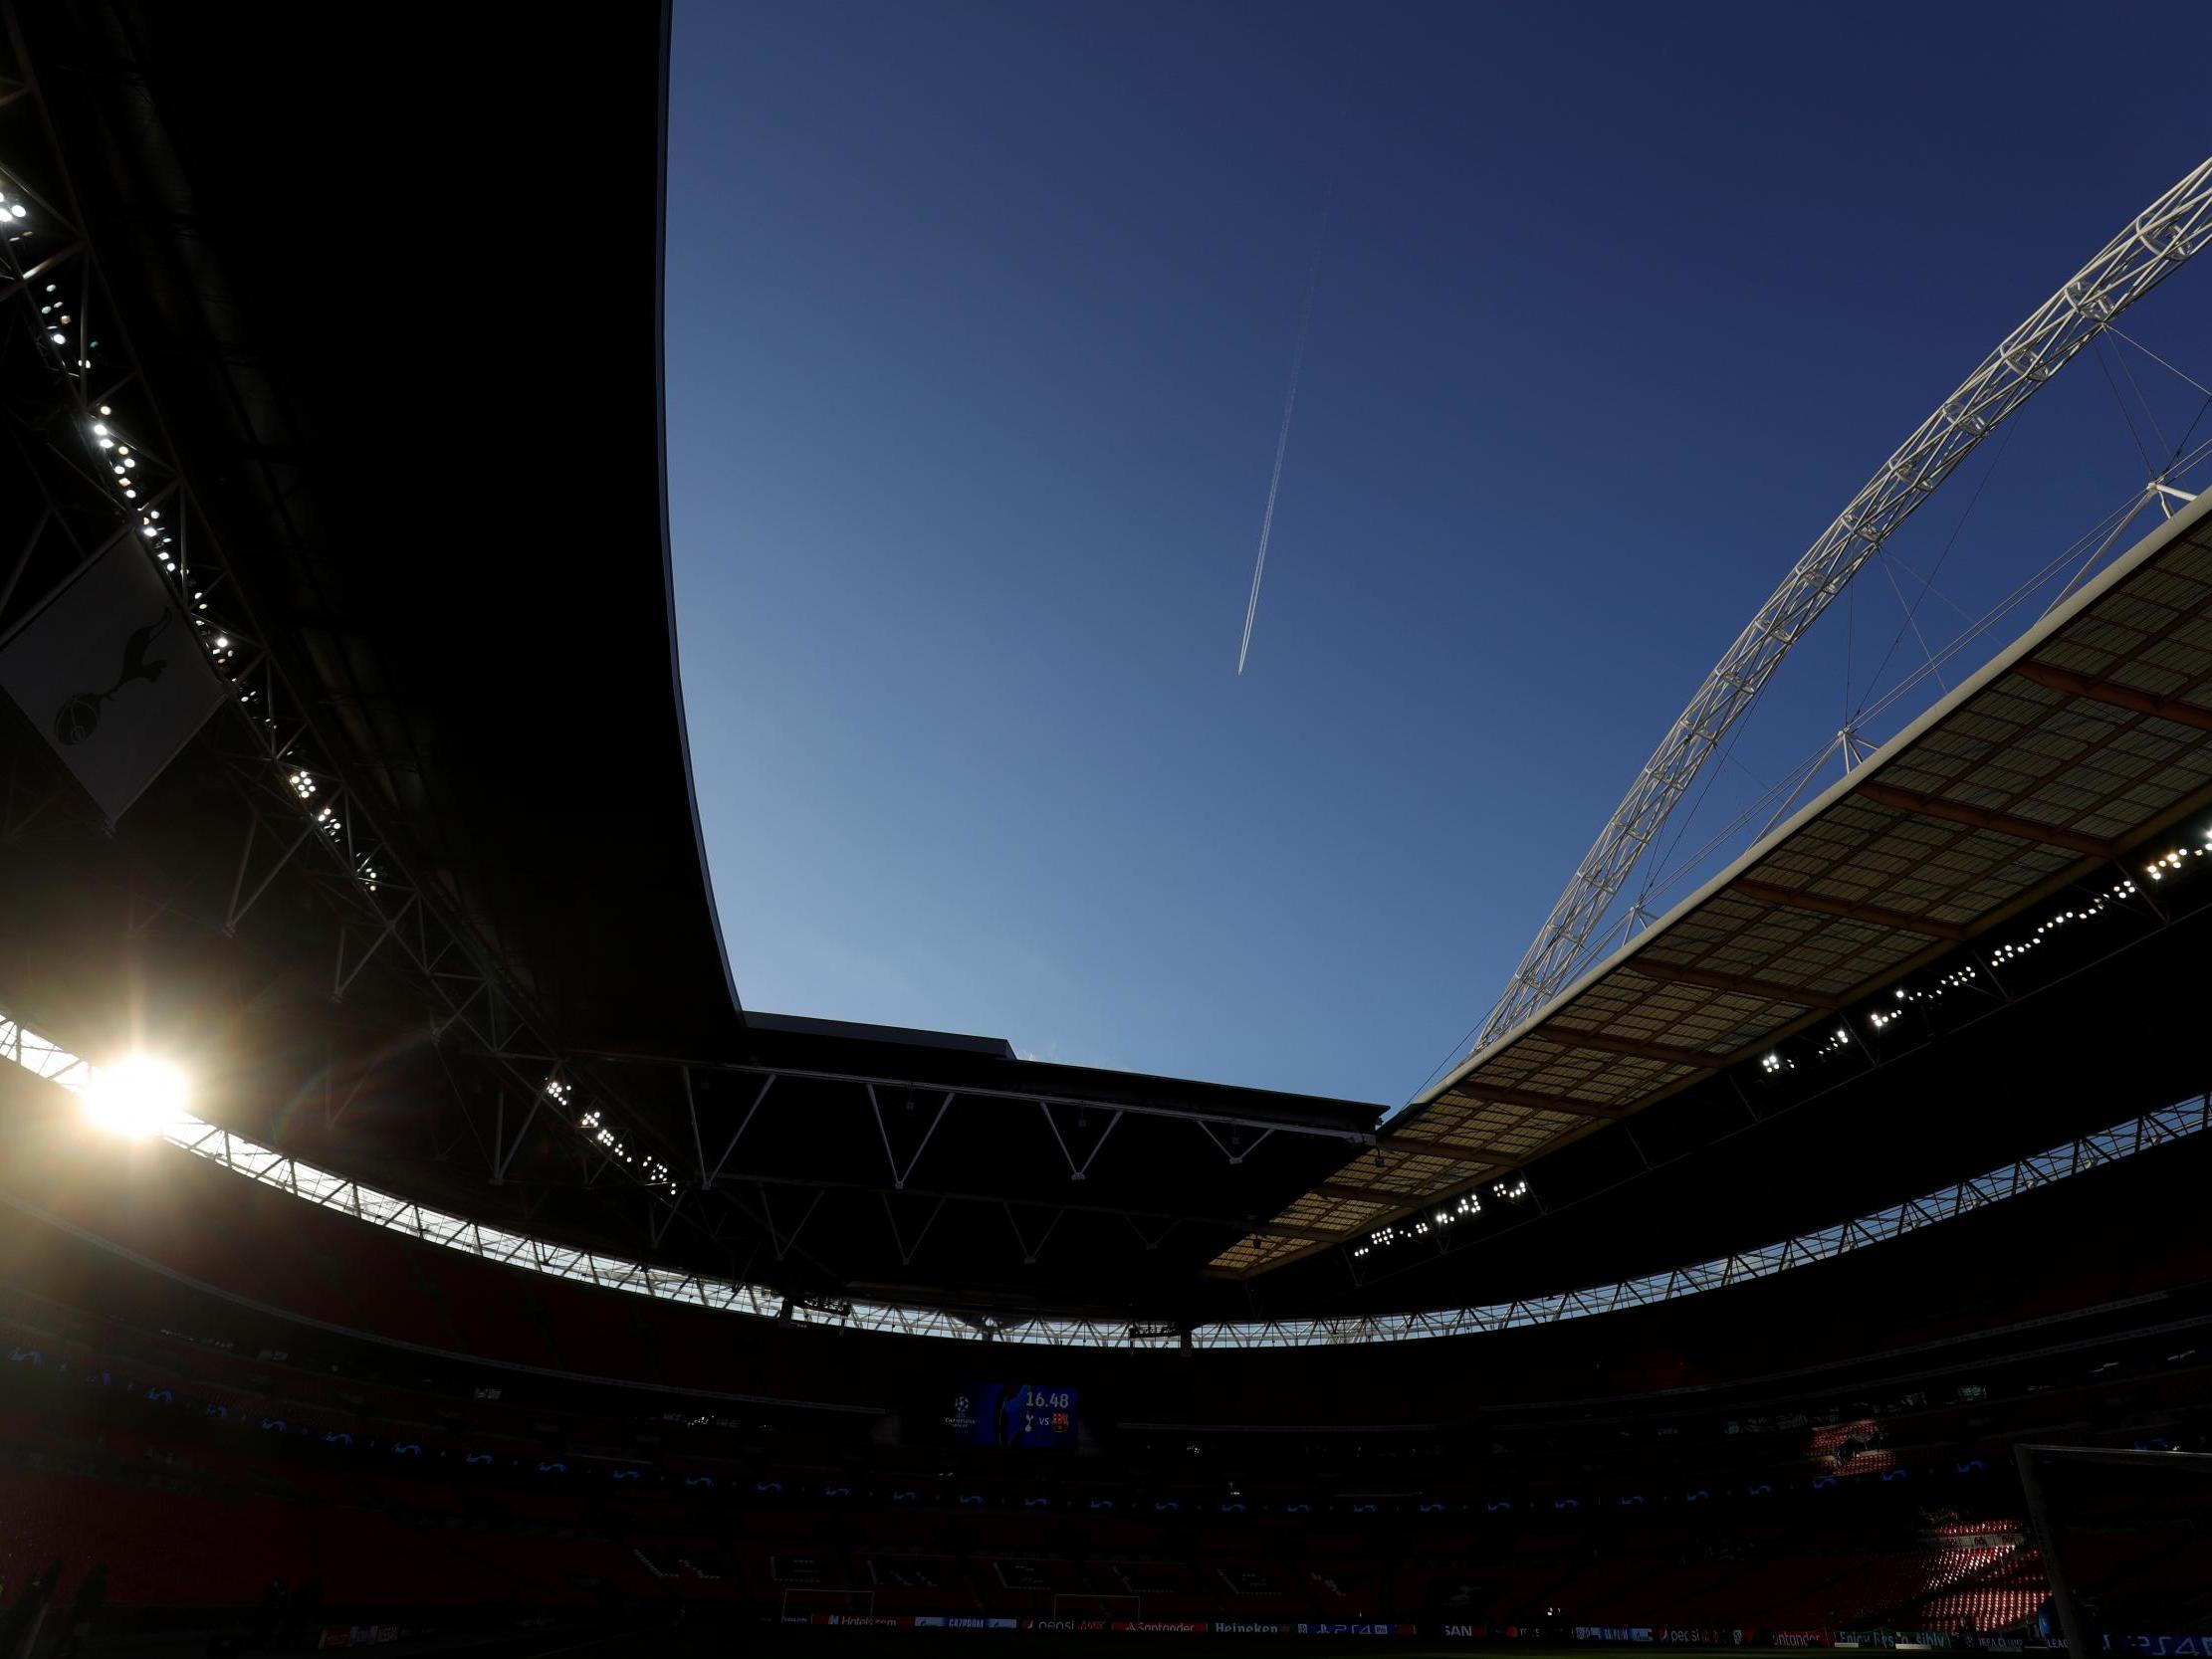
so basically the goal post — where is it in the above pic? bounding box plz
[2016,1442,2212,1659]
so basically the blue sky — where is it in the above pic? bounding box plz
[665,0,2212,1106]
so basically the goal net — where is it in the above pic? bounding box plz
[2018,1442,2212,1653]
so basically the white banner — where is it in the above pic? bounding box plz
[0,539,227,823]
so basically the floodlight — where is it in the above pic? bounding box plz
[84,1056,189,1137]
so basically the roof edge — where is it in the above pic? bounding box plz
[1413,485,2212,1117]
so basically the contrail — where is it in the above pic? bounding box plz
[1237,179,1335,677]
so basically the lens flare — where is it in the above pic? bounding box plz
[84,1056,190,1137]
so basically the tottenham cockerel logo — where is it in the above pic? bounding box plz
[53,609,173,745]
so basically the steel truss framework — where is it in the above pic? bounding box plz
[1483,156,2212,1049]
[562,1050,1369,1170]
[0,24,789,1273]
[5,1002,2201,1350]
[524,1049,1376,1266]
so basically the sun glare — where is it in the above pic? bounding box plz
[84,1056,190,1138]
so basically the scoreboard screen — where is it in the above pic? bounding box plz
[944,1382,1079,1450]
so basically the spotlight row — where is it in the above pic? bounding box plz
[1354,1177,1531,1258]
[1365,821,2212,1264]
[8,167,673,1202]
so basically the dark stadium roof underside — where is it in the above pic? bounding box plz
[8,0,741,1063]
[1220,490,2212,1278]
[486,1017,1383,1313]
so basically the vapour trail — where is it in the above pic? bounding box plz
[1236,177,1336,676]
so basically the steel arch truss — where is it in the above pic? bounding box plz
[1484,156,2212,1047]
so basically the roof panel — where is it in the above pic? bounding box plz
[1212,495,2212,1276]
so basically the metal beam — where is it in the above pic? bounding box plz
[224,807,322,935]
[1248,1220,1349,1245]
[1122,1213,1179,1252]
[1001,1203,1068,1264]
[866,1085,953,1190]
[1379,1137,1499,1167]
[648,1189,687,1249]
[557,1051,1375,1147]
[1856,780,2117,858]
[0,237,82,307]
[1617,954,1845,1010]
[2014,658,2212,734]
[324,1050,386,1132]
[1313,1180,1401,1203]
[1196,1120,1275,1165]
[490,1088,542,1184]
[758,1186,825,1263]
[693,1072,774,1190]
[880,1192,949,1268]
[1426,1078,1634,1117]
[1039,1102,1121,1181]
[1530,1025,1729,1069]
[1730,878,1966,940]
[332,893,420,1000]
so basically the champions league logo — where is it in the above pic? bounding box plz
[52,609,174,746]
[945,1392,977,1437]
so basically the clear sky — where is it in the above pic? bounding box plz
[665,0,2212,1107]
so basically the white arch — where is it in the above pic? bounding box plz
[1482,157,2212,1047]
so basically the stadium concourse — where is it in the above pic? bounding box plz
[2,0,2212,1655]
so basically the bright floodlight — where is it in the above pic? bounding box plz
[84,1057,189,1138]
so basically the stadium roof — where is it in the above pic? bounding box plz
[8,0,2211,1333]
[9,0,740,1061]
[0,0,1388,1320]
[1215,488,2212,1276]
